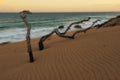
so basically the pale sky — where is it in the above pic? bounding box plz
[0,0,120,12]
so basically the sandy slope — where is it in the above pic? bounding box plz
[0,26,120,80]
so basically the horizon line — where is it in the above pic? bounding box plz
[0,11,120,13]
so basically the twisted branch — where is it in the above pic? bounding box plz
[38,17,91,50]
[71,20,100,38]
[20,10,34,63]
[39,28,74,50]
[61,17,91,34]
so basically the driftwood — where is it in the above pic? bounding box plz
[71,20,100,38]
[61,17,91,34]
[20,10,34,63]
[95,15,120,28]
[38,28,74,50]
[38,18,100,50]
[38,17,91,50]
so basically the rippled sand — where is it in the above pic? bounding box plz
[0,26,120,80]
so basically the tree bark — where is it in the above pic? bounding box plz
[39,28,73,50]
[20,10,34,63]
[71,20,100,38]
[61,17,91,34]
[39,17,91,50]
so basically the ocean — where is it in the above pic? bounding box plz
[0,12,120,43]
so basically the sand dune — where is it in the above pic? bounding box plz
[0,26,120,80]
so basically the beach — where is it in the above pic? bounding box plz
[0,26,120,80]
[0,12,120,43]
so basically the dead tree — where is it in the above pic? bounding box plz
[61,17,91,34]
[20,10,34,63]
[95,15,120,28]
[39,28,74,50]
[38,17,91,50]
[71,20,100,38]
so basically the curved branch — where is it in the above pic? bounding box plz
[38,17,91,50]
[20,10,34,62]
[62,17,91,34]
[71,19,100,38]
[39,28,73,50]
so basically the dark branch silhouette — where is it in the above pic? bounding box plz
[94,15,120,28]
[38,17,91,50]
[61,17,91,34]
[71,20,100,38]
[39,28,74,50]
[20,10,34,63]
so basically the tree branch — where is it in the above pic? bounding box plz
[71,20,100,38]
[38,17,91,50]
[61,17,91,34]
[20,10,34,63]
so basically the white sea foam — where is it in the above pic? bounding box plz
[0,27,55,43]
[0,12,120,43]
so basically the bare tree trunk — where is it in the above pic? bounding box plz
[71,20,100,38]
[38,17,91,50]
[20,10,34,63]
[61,17,91,34]
[39,28,73,50]
[94,16,120,28]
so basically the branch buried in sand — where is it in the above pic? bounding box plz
[38,17,100,50]
[20,10,34,63]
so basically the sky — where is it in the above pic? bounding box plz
[0,0,120,12]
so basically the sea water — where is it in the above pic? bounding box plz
[0,12,120,43]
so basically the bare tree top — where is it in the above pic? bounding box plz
[19,10,32,19]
